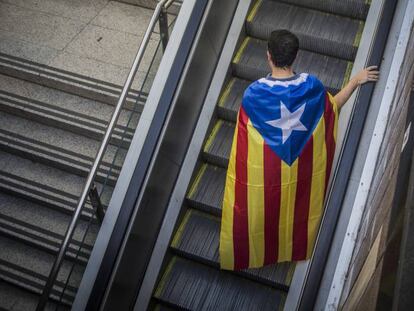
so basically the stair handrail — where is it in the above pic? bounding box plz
[36,1,175,309]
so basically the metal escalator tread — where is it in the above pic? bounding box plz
[171,209,294,289]
[186,164,226,216]
[277,0,369,20]
[203,120,234,168]
[154,305,176,311]
[217,78,250,122]
[154,256,286,310]
[233,37,350,94]
[247,1,362,60]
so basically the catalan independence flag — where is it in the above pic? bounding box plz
[219,73,338,270]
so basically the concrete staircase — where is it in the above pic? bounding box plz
[0,51,144,309]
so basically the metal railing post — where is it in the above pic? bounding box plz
[159,8,169,51]
[89,183,105,223]
[35,1,170,309]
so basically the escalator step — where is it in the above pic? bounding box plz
[203,120,234,168]
[232,37,351,94]
[217,78,250,122]
[171,209,294,289]
[154,256,286,310]
[186,164,225,215]
[154,304,176,311]
[247,1,363,60]
[276,0,369,20]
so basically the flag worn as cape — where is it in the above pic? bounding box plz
[219,73,338,270]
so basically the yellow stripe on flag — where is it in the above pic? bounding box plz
[279,159,298,262]
[307,117,327,258]
[219,120,239,269]
[246,120,265,268]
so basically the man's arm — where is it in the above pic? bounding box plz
[334,66,379,109]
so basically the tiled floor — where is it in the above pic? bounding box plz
[0,0,162,86]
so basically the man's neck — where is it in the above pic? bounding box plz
[271,67,295,79]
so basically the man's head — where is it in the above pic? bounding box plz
[267,30,299,69]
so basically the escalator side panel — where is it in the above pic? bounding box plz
[98,1,241,309]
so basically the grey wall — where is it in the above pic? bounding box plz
[339,28,414,311]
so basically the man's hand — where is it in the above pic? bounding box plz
[352,66,380,85]
[334,65,380,109]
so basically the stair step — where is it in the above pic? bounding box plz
[0,112,125,185]
[154,256,286,310]
[232,37,351,94]
[203,120,234,168]
[0,235,83,305]
[171,209,294,289]
[0,151,112,219]
[0,74,140,137]
[0,88,137,148]
[247,0,362,60]
[0,192,97,263]
[0,53,146,109]
[0,280,68,311]
[276,0,369,20]
[186,164,226,215]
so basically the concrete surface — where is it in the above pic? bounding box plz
[0,0,162,87]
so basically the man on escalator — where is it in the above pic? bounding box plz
[220,29,379,270]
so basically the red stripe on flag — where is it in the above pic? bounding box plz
[292,136,313,261]
[263,143,281,265]
[233,106,249,270]
[324,95,336,193]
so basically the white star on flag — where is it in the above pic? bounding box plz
[266,101,308,144]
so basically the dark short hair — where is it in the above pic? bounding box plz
[268,30,299,67]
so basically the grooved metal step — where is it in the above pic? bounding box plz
[203,120,234,168]
[277,0,369,20]
[0,235,83,306]
[247,1,362,60]
[154,257,286,310]
[217,78,250,122]
[0,112,125,185]
[232,37,351,94]
[0,150,112,219]
[171,209,294,289]
[0,192,97,264]
[186,164,226,216]
[0,53,146,110]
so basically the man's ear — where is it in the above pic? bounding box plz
[267,50,275,68]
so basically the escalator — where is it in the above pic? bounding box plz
[151,0,370,309]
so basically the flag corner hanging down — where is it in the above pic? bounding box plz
[219,73,338,271]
